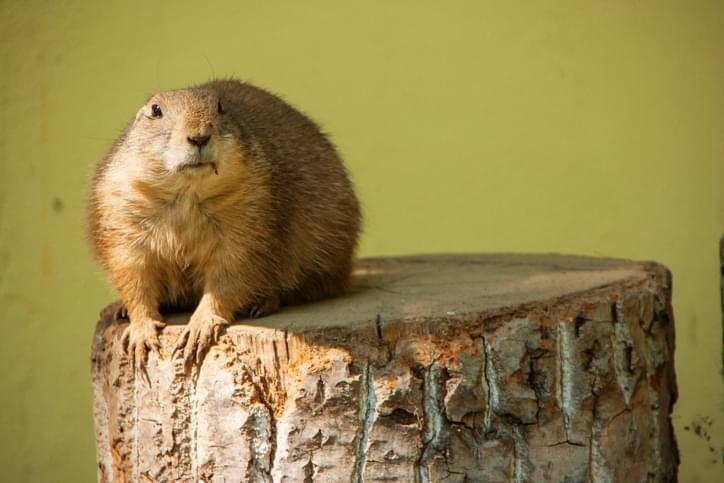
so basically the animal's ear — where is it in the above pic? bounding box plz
[133,97,159,123]
[131,107,145,124]
[134,94,159,122]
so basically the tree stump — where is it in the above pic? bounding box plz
[91,254,678,482]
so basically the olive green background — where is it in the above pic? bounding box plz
[1,0,722,481]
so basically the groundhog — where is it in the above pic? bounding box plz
[87,79,361,370]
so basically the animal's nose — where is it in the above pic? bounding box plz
[187,134,210,147]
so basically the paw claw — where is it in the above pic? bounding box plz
[243,296,280,319]
[135,344,147,370]
[173,329,190,357]
[150,339,161,354]
[174,315,227,370]
[119,318,164,370]
[116,304,129,321]
[183,337,195,369]
[120,327,131,354]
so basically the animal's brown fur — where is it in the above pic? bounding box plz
[87,79,361,369]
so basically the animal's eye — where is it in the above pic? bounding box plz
[217,101,224,114]
[151,104,163,118]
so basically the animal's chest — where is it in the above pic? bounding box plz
[145,195,220,265]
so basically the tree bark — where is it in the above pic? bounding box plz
[91,254,678,482]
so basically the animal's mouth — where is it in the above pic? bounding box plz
[178,161,216,172]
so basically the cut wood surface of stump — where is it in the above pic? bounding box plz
[91,254,678,482]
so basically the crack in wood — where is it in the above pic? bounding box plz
[512,425,529,483]
[525,343,546,425]
[133,367,140,482]
[482,336,498,433]
[547,439,587,448]
[351,362,376,483]
[302,453,315,483]
[242,365,277,479]
[284,329,290,362]
[612,300,639,408]
[416,363,446,483]
[188,369,200,482]
[557,321,575,442]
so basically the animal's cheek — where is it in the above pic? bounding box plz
[132,133,163,156]
[215,136,246,164]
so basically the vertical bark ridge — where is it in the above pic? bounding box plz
[557,320,575,442]
[482,337,498,433]
[351,362,376,483]
[242,364,277,481]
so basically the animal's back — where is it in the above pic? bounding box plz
[202,80,362,302]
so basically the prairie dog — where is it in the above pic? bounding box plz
[88,79,361,369]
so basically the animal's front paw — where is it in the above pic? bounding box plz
[120,318,165,370]
[241,295,280,319]
[100,300,128,322]
[115,303,129,321]
[173,312,228,369]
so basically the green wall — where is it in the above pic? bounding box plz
[1,1,722,481]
